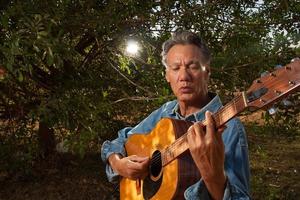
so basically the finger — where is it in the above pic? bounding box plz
[136,156,149,163]
[193,122,205,140]
[132,157,149,166]
[140,157,150,168]
[129,155,149,163]
[216,125,226,142]
[218,125,227,133]
[188,123,205,151]
[127,160,147,173]
[187,126,196,148]
[205,111,216,141]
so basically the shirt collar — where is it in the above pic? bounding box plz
[170,93,223,122]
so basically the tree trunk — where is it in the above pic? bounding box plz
[38,121,55,157]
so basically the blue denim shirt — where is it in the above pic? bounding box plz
[101,94,250,199]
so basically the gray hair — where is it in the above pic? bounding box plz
[161,31,211,67]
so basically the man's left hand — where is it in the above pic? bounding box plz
[187,111,227,200]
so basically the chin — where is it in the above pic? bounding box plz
[177,94,195,102]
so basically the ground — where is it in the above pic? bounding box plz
[0,128,300,200]
[0,154,118,200]
[248,132,300,199]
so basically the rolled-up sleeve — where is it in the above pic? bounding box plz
[100,100,177,183]
[100,127,132,183]
[184,118,250,199]
[101,127,132,163]
[184,178,250,200]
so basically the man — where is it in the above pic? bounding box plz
[101,31,250,199]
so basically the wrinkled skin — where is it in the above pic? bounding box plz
[109,44,226,199]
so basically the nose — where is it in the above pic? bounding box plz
[178,67,191,82]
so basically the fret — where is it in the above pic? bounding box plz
[121,60,300,199]
[216,113,221,128]
[162,134,188,166]
[213,94,245,127]
[161,94,247,166]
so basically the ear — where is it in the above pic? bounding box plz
[204,65,211,77]
[165,70,170,83]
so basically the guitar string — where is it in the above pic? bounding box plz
[150,94,243,166]
[132,76,289,168]
[149,94,244,166]
[126,70,297,197]
[152,71,298,170]
[128,94,244,170]
[135,75,291,167]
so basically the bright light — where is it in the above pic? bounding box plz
[126,40,140,55]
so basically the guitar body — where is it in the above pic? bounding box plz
[120,118,200,200]
[119,59,300,199]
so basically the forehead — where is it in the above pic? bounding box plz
[166,44,202,64]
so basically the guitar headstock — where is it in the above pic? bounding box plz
[246,59,300,110]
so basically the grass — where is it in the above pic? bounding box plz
[0,122,299,199]
[247,124,300,200]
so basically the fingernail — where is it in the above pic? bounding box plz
[205,111,211,116]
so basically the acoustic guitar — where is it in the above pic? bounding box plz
[120,59,300,200]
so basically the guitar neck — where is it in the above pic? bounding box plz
[161,93,248,166]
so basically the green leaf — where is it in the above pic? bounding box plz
[1,15,9,28]
[33,44,40,52]
[102,91,108,98]
[18,71,24,82]
[46,47,54,66]
[38,31,48,37]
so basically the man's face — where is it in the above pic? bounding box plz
[165,44,209,104]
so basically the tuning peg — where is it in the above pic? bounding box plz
[291,57,300,62]
[274,64,283,70]
[282,99,293,107]
[260,71,270,77]
[268,107,277,115]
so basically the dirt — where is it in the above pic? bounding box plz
[0,154,118,200]
[0,131,300,200]
[248,131,300,199]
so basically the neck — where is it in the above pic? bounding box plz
[178,94,211,117]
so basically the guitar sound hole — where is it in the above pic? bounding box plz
[150,150,162,178]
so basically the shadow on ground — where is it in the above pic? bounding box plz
[0,132,300,200]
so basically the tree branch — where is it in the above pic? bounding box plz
[107,58,155,96]
[112,95,174,104]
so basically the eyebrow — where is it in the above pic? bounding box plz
[187,60,200,66]
[170,59,199,66]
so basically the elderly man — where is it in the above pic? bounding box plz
[101,31,250,199]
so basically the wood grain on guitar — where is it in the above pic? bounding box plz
[120,59,300,200]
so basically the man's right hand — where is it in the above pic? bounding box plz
[108,154,150,180]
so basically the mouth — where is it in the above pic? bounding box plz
[179,86,193,93]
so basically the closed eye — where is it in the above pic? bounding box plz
[189,63,200,70]
[169,65,180,71]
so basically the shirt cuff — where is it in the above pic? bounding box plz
[101,140,127,183]
[184,178,232,200]
[105,162,120,183]
[224,179,251,200]
[184,180,211,200]
[223,179,231,200]
[101,140,126,163]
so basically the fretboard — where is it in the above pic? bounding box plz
[161,93,248,166]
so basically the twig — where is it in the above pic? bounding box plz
[106,59,154,96]
[112,95,174,104]
[211,61,259,72]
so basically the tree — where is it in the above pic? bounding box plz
[0,0,299,169]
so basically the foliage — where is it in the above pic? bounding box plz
[263,93,300,137]
[0,0,299,171]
